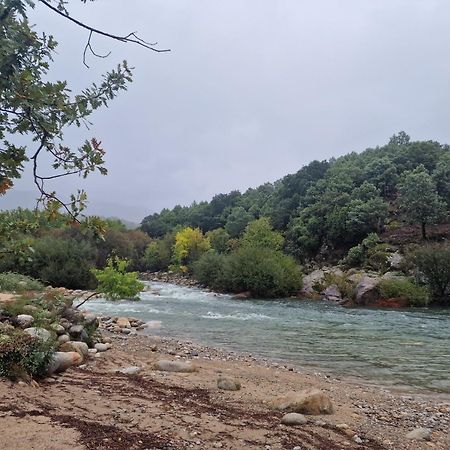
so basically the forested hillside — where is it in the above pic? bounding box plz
[141,132,450,261]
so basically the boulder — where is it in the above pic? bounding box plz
[16,314,34,328]
[154,360,197,373]
[322,285,342,302]
[281,413,308,425]
[116,317,131,328]
[117,366,141,375]
[94,343,109,352]
[51,323,66,335]
[83,313,99,327]
[406,428,432,441]
[24,327,51,342]
[46,351,83,375]
[301,270,325,295]
[59,341,89,358]
[57,334,70,344]
[217,376,241,391]
[354,276,380,306]
[273,389,334,415]
[388,252,404,270]
[68,324,84,339]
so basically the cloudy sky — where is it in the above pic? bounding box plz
[4,0,450,221]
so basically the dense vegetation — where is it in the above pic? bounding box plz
[141,133,450,302]
[0,209,150,290]
[1,133,450,302]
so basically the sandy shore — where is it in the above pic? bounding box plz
[1,331,449,450]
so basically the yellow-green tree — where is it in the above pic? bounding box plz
[172,227,211,271]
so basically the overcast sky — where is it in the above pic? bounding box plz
[3,0,450,221]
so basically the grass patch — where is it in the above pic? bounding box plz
[378,278,430,307]
[0,272,44,293]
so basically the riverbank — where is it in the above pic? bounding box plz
[1,330,449,450]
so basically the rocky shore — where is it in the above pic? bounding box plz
[1,315,449,449]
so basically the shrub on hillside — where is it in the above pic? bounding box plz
[378,278,430,307]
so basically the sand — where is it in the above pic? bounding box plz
[0,332,449,450]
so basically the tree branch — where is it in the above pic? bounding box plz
[38,0,170,53]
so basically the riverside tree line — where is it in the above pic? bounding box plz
[2,133,450,304]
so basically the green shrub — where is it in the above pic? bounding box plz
[92,256,144,300]
[26,236,97,289]
[378,278,430,307]
[0,272,44,292]
[227,246,302,298]
[192,250,230,290]
[0,329,56,380]
[341,244,364,267]
[412,245,450,304]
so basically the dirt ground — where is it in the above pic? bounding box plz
[0,332,449,450]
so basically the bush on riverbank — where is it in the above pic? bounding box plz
[412,245,450,305]
[194,247,302,298]
[378,278,430,307]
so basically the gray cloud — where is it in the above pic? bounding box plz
[4,0,450,221]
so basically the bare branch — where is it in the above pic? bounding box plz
[38,0,170,53]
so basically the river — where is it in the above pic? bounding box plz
[83,282,450,394]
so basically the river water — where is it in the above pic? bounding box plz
[84,282,450,394]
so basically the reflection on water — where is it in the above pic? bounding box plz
[84,282,450,393]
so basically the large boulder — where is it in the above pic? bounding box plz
[15,314,34,328]
[273,389,334,415]
[46,351,83,375]
[322,284,342,302]
[301,270,325,295]
[354,276,380,306]
[24,327,51,342]
[59,341,89,358]
[154,360,197,373]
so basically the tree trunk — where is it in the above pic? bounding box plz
[421,221,427,240]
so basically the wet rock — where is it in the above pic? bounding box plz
[281,413,308,425]
[217,376,241,391]
[47,351,83,375]
[406,428,432,441]
[233,291,252,300]
[16,314,34,328]
[24,327,51,342]
[154,360,197,373]
[354,276,380,306]
[273,389,334,415]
